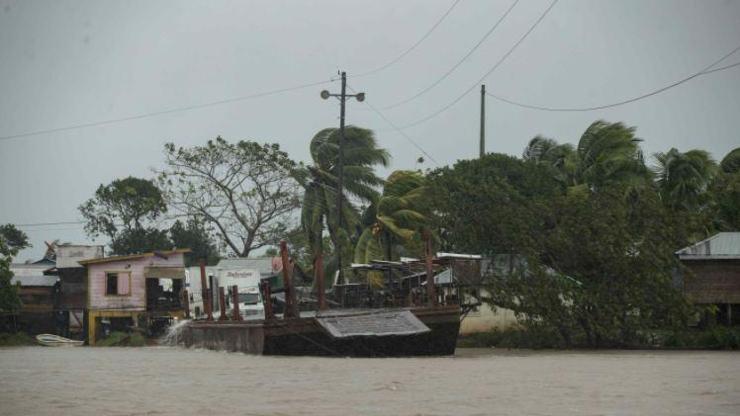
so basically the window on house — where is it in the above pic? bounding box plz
[106,273,118,295]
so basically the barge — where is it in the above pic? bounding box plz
[179,241,481,357]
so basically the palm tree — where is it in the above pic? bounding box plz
[523,136,575,185]
[653,148,717,210]
[297,126,390,278]
[720,147,740,174]
[354,170,429,266]
[712,147,740,230]
[523,121,649,192]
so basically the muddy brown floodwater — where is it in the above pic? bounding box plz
[1,346,739,416]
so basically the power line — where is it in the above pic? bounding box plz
[0,1,462,143]
[352,0,462,78]
[394,0,560,131]
[14,221,86,227]
[380,0,521,110]
[703,61,740,75]
[0,79,336,142]
[485,51,740,112]
[348,85,439,166]
[22,226,88,232]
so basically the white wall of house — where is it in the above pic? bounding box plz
[460,290,518,334]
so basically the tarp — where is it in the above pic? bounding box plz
[317,310,430,338]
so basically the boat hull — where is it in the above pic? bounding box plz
[183,305,460,357]
[35,334,84,347]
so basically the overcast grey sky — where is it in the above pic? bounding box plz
[1,0,739,261]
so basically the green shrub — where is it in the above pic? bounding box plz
[0,332,35,346]
[96,331,146,347]
[458,327,565,349]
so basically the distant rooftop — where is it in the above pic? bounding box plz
[216,257,279,277]
[676,232,740,260]
[11,274,58,287]
[78,248,190,265]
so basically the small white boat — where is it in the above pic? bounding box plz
[35,334,84,347]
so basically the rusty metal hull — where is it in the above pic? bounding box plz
[183,305,461,357]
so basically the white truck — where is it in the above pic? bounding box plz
[217,268,264,319]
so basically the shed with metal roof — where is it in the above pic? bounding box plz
[676,232,740,325]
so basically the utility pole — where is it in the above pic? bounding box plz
[337,72,346,283]
[480,84,486,158]
[320,73,365,285]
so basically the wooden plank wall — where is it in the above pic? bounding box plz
[684,260,740,304]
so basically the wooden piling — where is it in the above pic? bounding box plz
[280,240,299,319]
[218,287,227,321]
[200,260,213,321]
[315,251,327,311]
[425,231,438,307]
[231,285,242,321]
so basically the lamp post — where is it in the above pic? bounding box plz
[320,71,365,284]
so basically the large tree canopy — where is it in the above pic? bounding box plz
[431,145,689,347]
[79,176,170,255]
[159,137,300,257]
[0,225,29,315]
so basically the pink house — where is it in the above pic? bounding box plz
[79,249,189,345]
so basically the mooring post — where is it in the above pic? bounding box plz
[280,240,299,319]
[200,260,213,321]
[182,289,191,319]
[231,285,242,321]
[261,280,274,320]
[315,251,327,311]
[218,287,228,321]
[425,231,438,307]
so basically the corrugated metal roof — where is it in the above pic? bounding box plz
[676,232,740,260]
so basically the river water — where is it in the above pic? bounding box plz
[1,347,738,416]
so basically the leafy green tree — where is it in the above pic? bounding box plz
[653,148,717,211]
[159,138,300,257]
[535,188,690,346]
[79,176,170,254]
[297,126,389,278]
[354,170,429,264]
[429,153,562,256]
[108,228,171,256]
[0,225,30,316]
[430,146,690,347]
[169,218,220,266]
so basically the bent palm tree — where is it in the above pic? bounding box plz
[354,170,429,269]
[653,148,717,210]
[297,126,390,279]
[524,121,650,193]
[712,147,740,230]
[720,147,740,174]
